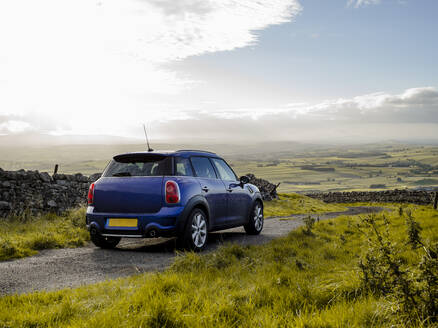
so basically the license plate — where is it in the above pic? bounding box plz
[107,218,138,228]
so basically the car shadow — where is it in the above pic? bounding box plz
[104,229,263,254]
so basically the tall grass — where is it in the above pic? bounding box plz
[0,207,89,261]
[264,192,346,217]
[1,204,436,327]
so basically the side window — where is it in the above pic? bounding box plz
[211,158,237,181]
[190,157,217,179]
[175,157,193,176]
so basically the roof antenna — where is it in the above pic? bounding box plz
[143,123,154,152]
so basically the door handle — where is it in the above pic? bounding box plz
[202,186,209,192]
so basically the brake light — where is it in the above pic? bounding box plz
[165,180,180,204]
[87,183,95,205]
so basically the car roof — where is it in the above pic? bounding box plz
[113,150,220,159]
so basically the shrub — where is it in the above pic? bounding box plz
[303,215,316,235]
[358,213,438,324]
[405,209,422,249]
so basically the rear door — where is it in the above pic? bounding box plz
[94,177,163,213]
[93,154,172,214]
[190,156,228,227]
[211,158,251,224]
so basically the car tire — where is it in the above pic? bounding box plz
[178,208,208,252]
[244,201,264,235]
[90,233,121,249]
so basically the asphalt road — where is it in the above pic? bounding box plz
[0,206,383,295]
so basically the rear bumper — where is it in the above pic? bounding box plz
[85,205,184,238]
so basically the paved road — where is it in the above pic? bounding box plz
[0,206,383,295]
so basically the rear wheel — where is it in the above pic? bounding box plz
[244,201,263,235]
[178,208,208,251]
[90,233,121,249]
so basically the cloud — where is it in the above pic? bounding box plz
[0,0,301,91]
[0,0,301,133]
[146,86,438,142]
[1,0,435,144]
[0,113,66,135]
[347,0,381,8]
[305,87,438,123]
[2,86,437,142]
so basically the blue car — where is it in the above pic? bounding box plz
[86,150,264,251]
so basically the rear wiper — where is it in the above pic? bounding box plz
[112,172,132,177]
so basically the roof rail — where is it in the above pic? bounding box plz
[176,149,216,154]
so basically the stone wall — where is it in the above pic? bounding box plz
[0,169,280,216]
[306,189,435,205]
[0,168,101,217]
[3,167,434,218]
[246,174,279,201]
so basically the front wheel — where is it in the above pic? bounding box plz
[90,233,121,249]
[178,208,208,252]
[244,201,264,235]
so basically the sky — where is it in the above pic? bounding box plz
[0,0,437,143]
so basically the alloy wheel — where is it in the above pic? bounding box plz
[253,204,263,231]
[191,213,207,248]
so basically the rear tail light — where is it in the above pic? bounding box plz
[165,180,180,204]
[87,183,95,205]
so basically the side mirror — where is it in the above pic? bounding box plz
[240,175,250,185]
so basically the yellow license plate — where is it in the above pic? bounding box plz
[107,218,138,227]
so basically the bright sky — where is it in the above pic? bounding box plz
[0,0,437,142]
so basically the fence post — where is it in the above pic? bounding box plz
[434,192,438,210]
[53,164,59,175]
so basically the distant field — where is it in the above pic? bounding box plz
[1,142,437,192]
[230,144,438,193]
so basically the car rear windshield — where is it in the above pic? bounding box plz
[103,154,173,177]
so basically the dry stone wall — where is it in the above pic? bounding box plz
[3,167,434,218]
[0,169,280,216]
[306,189,435,205]
[246,174,279,201]
[0,168,101,217]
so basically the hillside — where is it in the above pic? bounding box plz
[1,204,437,327]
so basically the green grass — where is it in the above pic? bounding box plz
[413,178,438,186]
[0,193,341,262]
[264,193,347,217]
[1,204,437,327]
[0,208,89,261]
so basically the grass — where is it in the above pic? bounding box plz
[0,208,89,261]
[264,193,346,217]
[0,193,342,262]
[1,204,436,327]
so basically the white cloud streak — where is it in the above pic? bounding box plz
[347,0,381,8]
[146,86,438,141]
[2,86,437,141]
[2,86,437,140]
